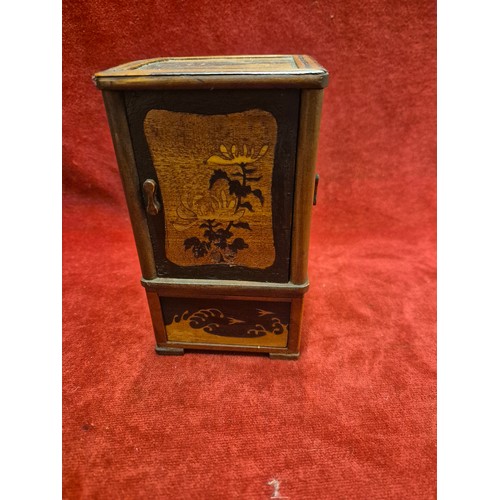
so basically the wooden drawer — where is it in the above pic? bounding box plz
[162,296,290,348]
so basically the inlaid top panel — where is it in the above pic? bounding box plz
[135,55,299,72]
[93,55,328,90]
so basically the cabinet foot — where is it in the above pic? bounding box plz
[155,346,185,356]
[269,352,300,360]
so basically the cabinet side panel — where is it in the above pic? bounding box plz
[101,90,156,279]
[290,90,325,284]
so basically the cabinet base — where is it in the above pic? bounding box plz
[150,294,304,358]
[155,346,185,356]
[269,352,300,360]
[155,344,299,359]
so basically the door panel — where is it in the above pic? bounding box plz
[125,89,300,282]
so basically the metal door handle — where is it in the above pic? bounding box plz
[143,179,161,216]
[313,173,319,206]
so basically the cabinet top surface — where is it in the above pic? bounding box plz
[94,55,328,90]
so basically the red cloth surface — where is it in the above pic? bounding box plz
[63,0,436,498]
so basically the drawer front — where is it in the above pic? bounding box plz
[161,297,290,348]
[125,89,299,283]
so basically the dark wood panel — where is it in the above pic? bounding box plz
[125,89,300,283]
[160,297,291,347]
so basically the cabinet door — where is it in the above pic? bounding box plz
[125,89,299,283]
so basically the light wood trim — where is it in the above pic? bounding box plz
[292,55,307,69]
[95,73,328,91]
[156,293,291,303]
[290,90,325,284]
[158,340,288,354]
[301,54,327,70]
[166,325,288,348]
[141,277,309,297]
[146,292,167,343]
[95,54,327,75]
[286,298,304,354]
[101,90,157,279]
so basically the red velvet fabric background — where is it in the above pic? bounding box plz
[63,0,436,498]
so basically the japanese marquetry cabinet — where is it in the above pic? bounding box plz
[94,55,328,359]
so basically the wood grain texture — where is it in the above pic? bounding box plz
[93,54,329,90]
[143,109,277,269]
[290,90,325,285]
[125,89,299,282]
[101,91,157,279]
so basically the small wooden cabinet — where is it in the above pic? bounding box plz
[94,55,328,359]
